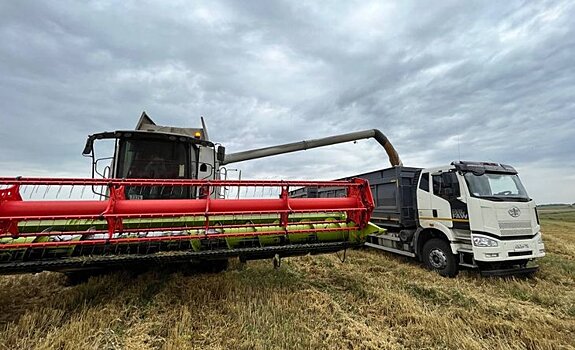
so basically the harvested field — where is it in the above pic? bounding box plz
[1,210,574,350]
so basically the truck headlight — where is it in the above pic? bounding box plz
[537,235,543,244]
[472,236,498,247]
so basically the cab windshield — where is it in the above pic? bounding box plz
[463,172,530,202]
[117,139,189,179]
[116,139,193,199]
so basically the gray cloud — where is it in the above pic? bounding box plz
[0,0,574,203]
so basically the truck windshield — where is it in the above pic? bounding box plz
[463,172,530,202]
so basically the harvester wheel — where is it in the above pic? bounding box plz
[422,238,458,277]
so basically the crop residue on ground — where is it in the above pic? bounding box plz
[0,208,574,349]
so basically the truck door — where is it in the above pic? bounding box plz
[429,172,468,230]
[418,171,464,229]
[416,172,433,224]
[430,173,454,228]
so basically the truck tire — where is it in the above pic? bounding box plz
[422,238,458,277]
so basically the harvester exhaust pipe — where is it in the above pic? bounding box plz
[222,129,402,167]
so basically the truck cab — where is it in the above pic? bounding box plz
[415,161,545,275]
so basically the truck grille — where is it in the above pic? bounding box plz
[498,221,533,236]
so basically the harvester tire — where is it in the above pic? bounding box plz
[422,238,458,277]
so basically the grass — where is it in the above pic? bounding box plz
[537,204,575,221]
[1,211,574,349]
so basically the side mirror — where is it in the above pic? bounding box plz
[471,168,485,176]
[217,146,226,162]
[94,157,113,178]
[82,137,94,155]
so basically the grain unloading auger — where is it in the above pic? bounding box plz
[0,177,378,274]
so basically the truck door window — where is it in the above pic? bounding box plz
[432,172,460,199]
[419,173,429,192]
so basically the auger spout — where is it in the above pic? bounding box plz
[222,129,402,167]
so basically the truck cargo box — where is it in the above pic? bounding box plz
[292,166,421,229]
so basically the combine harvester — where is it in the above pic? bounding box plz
[0,113,391,275]
[0,113,545,277]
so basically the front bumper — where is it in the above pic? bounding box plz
[472,233,545,263]
[479,265,539,277]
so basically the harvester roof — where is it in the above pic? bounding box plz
[136,111,207,140]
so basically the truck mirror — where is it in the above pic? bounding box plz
[217,146,226,162]
[471,168,485,176]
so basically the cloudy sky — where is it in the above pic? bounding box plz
[0,0,574,203]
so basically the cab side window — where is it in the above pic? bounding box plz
[432,172,460,199]
[419,173,430,192]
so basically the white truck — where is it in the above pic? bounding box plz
[294,161,545,277]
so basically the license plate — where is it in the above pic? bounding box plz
[514,243,530,251]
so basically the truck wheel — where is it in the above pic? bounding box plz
[422,238,458,277]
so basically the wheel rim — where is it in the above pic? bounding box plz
[428,248,448,269]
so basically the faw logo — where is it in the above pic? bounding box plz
[508,207,521,218]
[451,208,468,220]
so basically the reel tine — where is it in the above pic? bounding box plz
[43,185,50,199]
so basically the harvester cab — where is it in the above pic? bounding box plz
[81,112,225,199]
